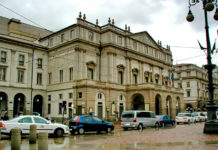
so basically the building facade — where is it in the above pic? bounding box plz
[173,64,218,111]
[39,14,184,121]
[0,15,184,121]
[0,16,51,118]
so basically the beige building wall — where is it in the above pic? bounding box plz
[39,15,184,121]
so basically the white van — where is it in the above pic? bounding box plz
[120,110,159,130]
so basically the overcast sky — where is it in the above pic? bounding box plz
[0,0,217,67]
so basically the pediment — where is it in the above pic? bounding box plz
[130,31,159,49]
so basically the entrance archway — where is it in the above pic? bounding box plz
[155,94,162,115]
[0,92,8,118]
[132,94,144,110]
[176,97,181,115]
[166,95,172,117]
[13,93,25,117]
[33,95,43,115]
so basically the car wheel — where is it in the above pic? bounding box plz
[78,128,85,135]
[70,130,75,135]
[155,122,159,128]
[55,129,64,137]
[138,124,143,130]
[106,127,112,133]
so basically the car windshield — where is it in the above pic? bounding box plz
[156,115,163,119]
[184,113,191,117]
[177,113,184,117]
[122,112,134,118]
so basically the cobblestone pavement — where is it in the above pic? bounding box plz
[1,122,218,150]
[73,123,218,150]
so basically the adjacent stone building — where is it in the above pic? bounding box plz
[173,64,218,111]
[0,16,51,118]
[0,14,184,121]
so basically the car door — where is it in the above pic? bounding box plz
[83,116,94,132]
[149,112,157,126]
[33,116,53,134]
[17,117,33,134]
[164,115,170,124]
[92,116,104,132]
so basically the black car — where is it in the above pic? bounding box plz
[69,115,114,134]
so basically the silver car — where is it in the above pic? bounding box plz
[121,110,159,130]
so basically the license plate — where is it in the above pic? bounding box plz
[125,123,130,126]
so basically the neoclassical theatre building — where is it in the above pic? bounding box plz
[0,14,184,121]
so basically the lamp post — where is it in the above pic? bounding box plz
[186,0,218,133]
[0,96,2,117]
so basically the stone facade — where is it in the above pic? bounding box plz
[0,15,184,121]
[0,16,51,118]
[173,64,218,111]
[39,14,184,121]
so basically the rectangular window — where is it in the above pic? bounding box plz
[70,30,75,39]
[187,72,190,77]
[48,104,51,114]
[187,90,191,97]
[61,34,65,43]
[88,68,93,80]
[187,82,190,87]
[19,54,25,66]
[18,70,24,83]
[49,38,53,47]
[1,51,7,63]
[0,67,6,81]
[60,70,63,82]
[155,50,158,58]
[48,73,52,84]
[69,93,73,99]
[78,92,82,98]
[37,58,42,68]
[133,41,137,50]
[144,46,148,54]
[117,36,122,45]
[59,103,62,114]
[48,95,51,101]
[59,94,63,99]
[69,67,73,80]
[37,73,42,85]
[134,74,137,85]
[118,71,123,85]
[88,31,93,41]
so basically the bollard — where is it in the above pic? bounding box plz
[11,128,21,150]
[38,132,48,150]
[29,124,37,144]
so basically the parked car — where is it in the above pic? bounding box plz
[69,115,114,134]
[216,111,218,120]
[156,115,175,127]
[0,115,69,137]
[192,112,207,122]
[120,110,159,130]
[176,113,196,124]
[202,112,207,120]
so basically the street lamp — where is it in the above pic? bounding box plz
[186,0,218,133]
